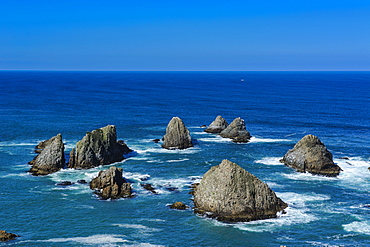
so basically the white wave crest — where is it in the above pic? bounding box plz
[197,136,232,143]
[255,157,283,166]
[166,158,190,163]
[113,224,161,232]
[42,234,129,244]
[343,221,370,235]
[249,137,291,143]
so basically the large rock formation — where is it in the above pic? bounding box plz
[219,117,251,143]
[194,159,287,223]
[0,230,19,242]
[162,117,193,150]
[280,134,341,177]
[90,166,132,200]
[68,125,132,169]
[28,134,65,176]
[204,115,229,133]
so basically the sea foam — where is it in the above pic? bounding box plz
[232,192,329,232]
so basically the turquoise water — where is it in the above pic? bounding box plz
[0,71,369,246]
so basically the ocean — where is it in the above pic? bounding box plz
[0,71,369,246]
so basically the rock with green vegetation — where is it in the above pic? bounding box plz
[204,115,229,133]
[28,134,65,176]
[219,117,251,143]
[280,134,341,177]
[194,159,287,223]
[0,230,19,242]
[68,125,132,169]
[162,117,193,150]
[90,166,132,200]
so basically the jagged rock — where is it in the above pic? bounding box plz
[169,202,188,210]
[141,183,157,194]
[204,115,229,133]
[219,117,251,143]
[280,134,341,177]
[90,166,132,200]
[152,139,160,143]
[162,117,193,150]
[194,159,287,223]
[34,138,54,153]
[77,179,87,184]
[28,134,65,176]
[68,125,132,169]
[0,230,19,242]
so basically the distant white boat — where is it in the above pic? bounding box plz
[241,79,245,82]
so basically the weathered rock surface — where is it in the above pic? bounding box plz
[194,159,287,222]
[162,117,193,150]
[280,134,341,177]
[204,115,229,133]
[0,230,19,242]
[68,125,132,169]
[219,117,251,143]
[169,202,188,210]
[90,166,132,200]
[28,134,65,176]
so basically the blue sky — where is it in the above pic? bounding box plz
[1,0,369,71]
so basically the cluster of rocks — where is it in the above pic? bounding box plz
[24,116,344,228]
[204,116,252,143]
[27,125,134,200]
[28,125,132,176]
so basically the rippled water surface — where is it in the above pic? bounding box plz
[0,71,369,246]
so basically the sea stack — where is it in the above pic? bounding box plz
[90,166,132,200]
[162,117,193,149]
[280,134,341,177]
[219,117,251,143]
[68,125,132,169]
[194,159,287,222]
[204,115,229,133]
[28,134,65,176]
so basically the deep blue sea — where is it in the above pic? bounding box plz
[0,71,369,246]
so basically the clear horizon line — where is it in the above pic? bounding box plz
[0,69,369,72]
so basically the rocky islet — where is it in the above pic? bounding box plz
[193,159,287,222]
[162,117,193,150]
[219,117,252,143]
[90,166,132,200]
[28,134,65,176]
[280,134,342,177]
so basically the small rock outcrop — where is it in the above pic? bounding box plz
[162,117,193,150]
[194,159,287,223]
[280,134,341,177]
[90,166,132,200]
[219,117,251,143]
[204,115,229,133]
[28,134,65,176]
[169,202,188,210]
[68,125,132,169]
[0,230,19,242]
